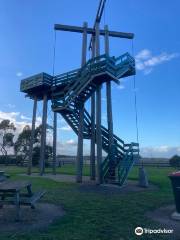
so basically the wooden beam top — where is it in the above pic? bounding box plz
[54,24,134,39]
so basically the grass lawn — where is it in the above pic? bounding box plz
[1,164,90,176]
[0,165,176,240]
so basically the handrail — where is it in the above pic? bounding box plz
[52,52,135,114]
[53,53,117,89]
[54,68,79,80]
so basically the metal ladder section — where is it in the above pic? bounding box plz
[52,52,139,185]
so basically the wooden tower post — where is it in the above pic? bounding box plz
[90,34,96,180]
[95,21,102,184]
[39,93,48,176]
[52,111,57,174]
[28,96,37,175]
[105,25,115,180]
[76,22,87,183]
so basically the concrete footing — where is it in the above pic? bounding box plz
[139,167,149,188]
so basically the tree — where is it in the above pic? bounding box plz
[14,125,31,165]
[169,155,180,169]
[32,145,52,166]
[32,124,53,166]
[0,119,16,163]
[14,124,53,166]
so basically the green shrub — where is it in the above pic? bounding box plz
[169,155,180,169]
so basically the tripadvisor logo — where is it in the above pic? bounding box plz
[135,226,174,236]
[135,227,143,236]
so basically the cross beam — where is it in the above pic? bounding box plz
[54,24,134,39]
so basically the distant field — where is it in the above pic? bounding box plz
[0,165,176,240]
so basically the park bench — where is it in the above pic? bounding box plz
[0,180,46,221]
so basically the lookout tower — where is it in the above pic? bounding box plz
[20,1,139,185]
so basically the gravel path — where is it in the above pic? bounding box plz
[20,173,90,183]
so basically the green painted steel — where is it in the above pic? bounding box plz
[51,53,135,111]
[20,52,139,185]
[118,143,139,186]
[20,73,52,93]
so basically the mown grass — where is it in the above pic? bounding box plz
[1,164,90,176]
[0,165,176,240]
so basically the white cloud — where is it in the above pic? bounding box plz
[66,139,77,146]
[0,111,31,146]
[140,145,180,158]
[56,139,94,155]
[135,49,179,75]
[59,125,72,131]
[0,110,41,136]
[36,116,42,122]
[117,85,125,90]
[16,72,23,77]
[0,111,20,123]
[20,115,31,121]
[136,49,152,60]
[6,104,15,109]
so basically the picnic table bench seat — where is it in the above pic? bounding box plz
[0,180,46,221]
[0,190,46,206]
[20,190,46,208]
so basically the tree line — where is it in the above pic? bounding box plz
[0,119,52,166]
[0,119,180,168]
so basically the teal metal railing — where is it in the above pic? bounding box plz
[52,52,135,110]
[118,143,139,186]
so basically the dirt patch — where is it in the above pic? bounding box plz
[146,205,180,239]
[0,203,65,233]
[78,180,158,195]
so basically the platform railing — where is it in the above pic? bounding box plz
[52,53,135,111]
[118,142,139,185]
[53,68,79,87]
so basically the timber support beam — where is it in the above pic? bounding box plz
[54,24,134,39]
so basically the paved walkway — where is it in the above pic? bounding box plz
[20,173,157,194]
[20,173,90,183]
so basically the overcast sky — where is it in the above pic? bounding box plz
[0,0,180,157]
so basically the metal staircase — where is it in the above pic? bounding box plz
[20,52,139,185]
[52,53,135,111]
[59,107,139,185]
[51,52,139,185]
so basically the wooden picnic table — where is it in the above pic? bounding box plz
[0,180,45,221]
